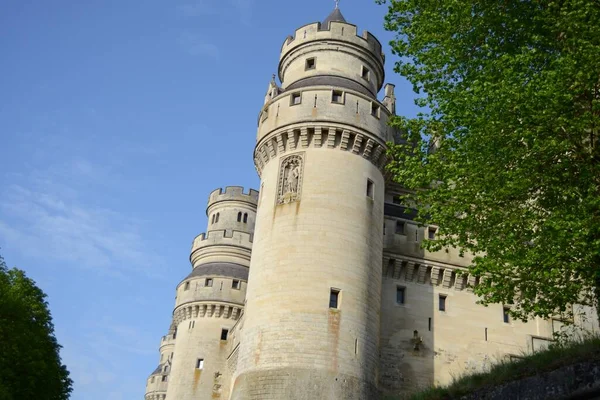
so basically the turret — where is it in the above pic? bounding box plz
[159,186,257,400]
[232,6,393,400]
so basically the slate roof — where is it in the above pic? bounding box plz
[184,262,249,281]
[285,75,374,98]
[322,8,347,27]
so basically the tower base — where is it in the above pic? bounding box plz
[230,368,380,400]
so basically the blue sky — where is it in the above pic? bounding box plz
[0,1,419,399]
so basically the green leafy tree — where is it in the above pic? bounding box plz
[0,253,73,399]
[379,0,600,321]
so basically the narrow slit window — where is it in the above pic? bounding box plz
[184,281,190,291]
[361,66,370,81]
[243,213,248,223]
[161,376,167,382]
[439,295,447,312]
[331,90,343,104]
[205,278,213,287]
[428,227,437,240]
[220,329,229,340]
[329,289,340,309]
[211,214,215,224]
[196,359,204,369]
[396,287,405,304]
[503,307,510,323]
[232,279,241,290]
[428,318,432,331]
[237,212,242,222]
[305,57,316,70]
[366,179,374,199]
[215,213,220,223]
[395,221,405,235]
[291,92,302,106]
[371,103,380,118]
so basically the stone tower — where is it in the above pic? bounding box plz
[231,6,395,400]
[145,187,258,400]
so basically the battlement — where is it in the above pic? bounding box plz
[280,21,384,65]
[191,230,254,253]
[207,186,259,209]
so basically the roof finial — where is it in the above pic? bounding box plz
[335,0,340,9]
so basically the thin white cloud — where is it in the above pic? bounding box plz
[0,158,165,279]
[178,33,220,59]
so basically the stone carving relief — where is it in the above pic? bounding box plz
[277,153,304,204]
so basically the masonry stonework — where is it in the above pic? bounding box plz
[144,7,599,400]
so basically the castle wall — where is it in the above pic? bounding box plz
[379,204,600,397]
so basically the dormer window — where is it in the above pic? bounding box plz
[331,90,344,104]
[305,58,316,70]
[361,66,370,81]
[291,92,302,106]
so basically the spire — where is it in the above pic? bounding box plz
[322,2,346,27]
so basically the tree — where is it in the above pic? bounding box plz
[379,0,600,322]
[0,253,73,400]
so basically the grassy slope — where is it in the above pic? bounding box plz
[399,336,600,400]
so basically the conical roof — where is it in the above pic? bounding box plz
[322,7,347,27]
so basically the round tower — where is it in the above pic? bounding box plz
[232,7,394,400]
[165,187,258,400]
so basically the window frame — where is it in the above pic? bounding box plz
[439,294,447,312]
[329,288,341,309]
[331,90,344,104]
[396,286,406,305]
[290,92,302,106]
[305,57,316,70]
[205,278,213,287]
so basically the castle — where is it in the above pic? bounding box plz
[144,6,599,400]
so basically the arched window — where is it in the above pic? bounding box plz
[243,213,248,223]
[215,213,220,223]
[237,212,242,222]
[211,214,215,224]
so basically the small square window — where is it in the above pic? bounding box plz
[329,288,340,309]
[428,228,437,240]
[396,287,405,304]
[371,103,380,118]
[205,278,213,287]
[332,90,344,104]
[439,295,447,312]
[220,329,229,341]
[366,179,374,199]
[291,92,302,106]
[305,58,316,70]
[196,359,204,369]
[232,279,241,290]
[361,66,370,81]
[395,221,405,235]
[161,375,167,382]
[503,307,510,323]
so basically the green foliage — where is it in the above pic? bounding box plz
[379,0,600,321]
[0,253,73,400]
[405,335,600,400]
